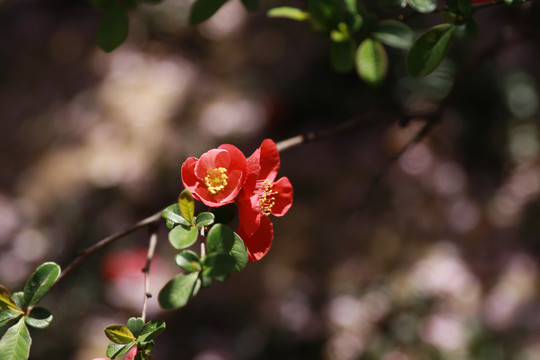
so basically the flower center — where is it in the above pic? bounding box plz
[258,179,277,215]
[205,167,228,195]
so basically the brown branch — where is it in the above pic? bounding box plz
[141,222,159,322]
[54,210,163,287]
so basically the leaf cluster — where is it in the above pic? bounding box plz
[104,317,165,360]
[0,262,61,360]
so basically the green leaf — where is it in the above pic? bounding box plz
[454,16,478,41]
[267,7,310,21]
[406,24,455,77]
[308,0,340,33]
[356,38,388,85]
[408,0,437,13]
[446,0,471,15]
[201,275,212,288]
[195,212,215,227]
[158,272,201,310]
[168,225,198,250]
[127,317,145,337]
[373,20,415,50]
[203,253,236,277]
[175,250,202,273]
[206,224,235,254]
[105,325,135,344]
[0,317,31,360]
[10,293,24,312]
[0,311,21,328]
[241,0,258,11]
[97,6,129,52]
[137,320,165,342]
[0,286,22,313]
[107,342,135,359]
[178,189,195,223]
[230,233,248,271]
[23,262,61,308]
[161,204,191,227]
[24,307,53,329]
[189,0,228,25]
[330,39,355,73]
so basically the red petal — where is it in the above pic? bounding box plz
[181,157,202,201]
[195,148,228,178]
[237,189,262,236]
[271,177,293,217]
[239,216,274,261]
[219,144,247,174]
[258,139,280,182]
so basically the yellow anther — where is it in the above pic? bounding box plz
[205,167,228,195]
[259,179,278,215]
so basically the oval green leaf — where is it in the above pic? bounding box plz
[356,38,388,85]
[230,233,248,271]
[0,285,22,313]
[127,317,145,337]
[0,310,21,328]
[202,253,236,277]
[178,189,195,223]
[406,24,455,77]
[158,272,200,310]
[407,0,436,13]
[206,224,235,254]
[97,6,129,52]
[168,225,198,250]
[175,250,202,273]
[24,307,53,329]
[105,324,135,344]
[373,20,415,50]
[162,204,191,227]
[330,39,355,73]
[195,212,215,227]
[107,342,135,359]
[23,262,61,308]
[267,7,310,21]
[137,320,165,342]
[0,317,31,360]
[189,0,228,24]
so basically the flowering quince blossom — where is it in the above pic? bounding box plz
[182,144,247,207]
[236,139,293,261]
[93,346,137,360]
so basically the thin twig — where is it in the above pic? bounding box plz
[54,211,163,286]
[141,222,159,322]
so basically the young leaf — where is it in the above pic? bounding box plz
[161,204,191,227]
[0,286,22,313]
[24,307,53,329]
[0,310,21,328]
[23,262,61,308]
[407,0,437,13]
[373,20,415,50]
[330,39,356,73]
[356,38,388,85]
[195,212,215,227]
[267,7,310,21]
[406,24,455,77]
[107,342,135,359]
[11,293,24,311]
[105,325,135,344]
[137,320,165,342]
[158,272,201,310]
[307,0,340,33]
[97,6,129,52]
[178,189,195,223]
[230,233,248,271]
[0,317,31,360]
[202,253,236,277]
[127,317,145,338]
[175,250,202,273]
[189,0,228,25]
[168,225,198,250]
[206,224,235,254]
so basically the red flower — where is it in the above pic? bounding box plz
[237,139,293,261]
[182,144,247,207]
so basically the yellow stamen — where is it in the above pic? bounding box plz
[205,167,228,195]
[259,179,278,215]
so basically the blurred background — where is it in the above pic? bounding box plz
[2,0,540,359]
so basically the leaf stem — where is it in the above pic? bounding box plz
[141,222,159,322]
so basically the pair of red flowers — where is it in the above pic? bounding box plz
[181,139,293,261]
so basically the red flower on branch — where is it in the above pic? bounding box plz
[237,139,293,261]
[182,144,247,207]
